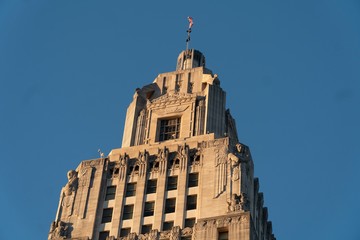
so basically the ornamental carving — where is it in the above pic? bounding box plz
[150,92,196,107]
[152,147,168,175]
[159,230,171,239]
[214,144,228,198]
[170,226,181,240]
[148,230,158,240]
[227,193,250,212]
[181,227,193,237]
[195,214,249,232]
[153,105,189,116]
[48,221,68,239]
[189,147,201,166]
[171,144,188,171]
[132,151,147,177]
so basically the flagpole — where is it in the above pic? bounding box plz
[186,17,193,52]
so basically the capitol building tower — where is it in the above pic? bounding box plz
[49,23,276,240]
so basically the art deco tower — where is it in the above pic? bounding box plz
[49,49,276,240]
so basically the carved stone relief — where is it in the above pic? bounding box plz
[170,226,181,240]
[226,192,249,212]
[60,170,78,217]
[48,220,68,239]
[132,151,148,177]
[152,147,168,175]
[119,154,128,181]
[171,144,188,171]
[181,227,193,237]
[148,229,158,240]
[153,105,189,116]
[214,144,228,198]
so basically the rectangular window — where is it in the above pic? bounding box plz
[218,231,229,240]
[141,224,152,234]
[146,179,157,194]
[126,182,136,197]
[187,195,197,210]
[181,237,192,240]
[165,198,176,213]
[144,201,155,217]
[185,218,196,228]
[159,118,181,141]
[163,221,174,231]
[105,186,116,201]
[120,228,131,237]
[123,204,134,220]
[99,231,110,240]
[101,208,113,223]
[188,173,199,187]
[167,176,178,191]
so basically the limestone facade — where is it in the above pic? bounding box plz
[49,49,276,240]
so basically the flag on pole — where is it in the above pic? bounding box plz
[188,16,194,29]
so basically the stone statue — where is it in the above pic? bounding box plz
[61,170,78,217]
[120,155,127,166]
[148,229,158,240]
[49,220,67,239]
[239,192,250,211]
[170,226,181,240]
[181,227,193,236]
[64,170,78,195]
[227,193,239,212]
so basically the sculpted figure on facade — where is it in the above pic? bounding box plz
[119,154,128,180]
[181,227,193,237]
[228,151,240,181]
[227,192,249,212]
[170,226,181,240]
[133,151,147,177]
[138,233,147,240]
[227,193,240,212]
[152,147,167,174]
[120,232,137,240]
[48,220,68,239]
[61,170,78,217]
[228,143,249,182]
[160,230,171,238]
[239,192,250,211]
[148,229,158,240]
[173,144,188,171]
[190,147,201,165]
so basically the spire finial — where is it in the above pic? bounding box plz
[186,16,194,51]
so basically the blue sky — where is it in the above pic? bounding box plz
[0,1,359,239]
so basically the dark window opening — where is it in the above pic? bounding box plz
[188,173,199,187]
[218,231,229,240]
[126,182,136,197]
[105,186,116,201]
[123,205,134,220]
[146,179,157,194]
[120,228,131,237]
[99,231,110,240]
[187,195,197,210]
[185,218,196,228]
[159,118,181,141]
[167,176,178,191]
[181,237,192,240]
[144,201,155,217]
[163,221,174,231]
[141,224,152,234]
[101,208,113,223]
[165,198,176,213]
[108,166,119,179]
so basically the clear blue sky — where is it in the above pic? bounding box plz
[1,1,359,239]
